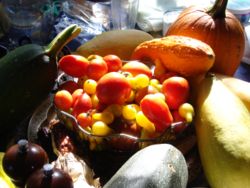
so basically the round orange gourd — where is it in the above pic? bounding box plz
[165,0,245,76]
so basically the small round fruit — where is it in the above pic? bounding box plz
[92,121,113,136]
[77,112,92,128]
[54,90,73,111]
[72,89,84,105]
[103,54,123,72]
[72,92,92,117]
[162,76,190,110]
[96,72,132,105]
[178,103,195,123]
[58,55,89,78]
[121,61,152,78]
[92,111,115,124]
[122,104,140,120]
[87,58,108,81]
[131,74,150,90]
[83,79,97,95]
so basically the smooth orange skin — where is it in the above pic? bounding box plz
[162,76,190,110]
[77,112,93,128]
[54,90,73,111]
[58,55,89,78]
[72,89,84,105]
[103,54,123,72]
[96,72,132,105]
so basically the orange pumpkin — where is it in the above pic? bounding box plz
[165,0,245,76]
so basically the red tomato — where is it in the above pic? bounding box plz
[103,54,123,72]
[96,72,132,105]
[121,61,152,78]
[87,58,108,81]
[162,76,190,110]
[72,92,92,117]
[58,80,80,94]
[72,89,84,105]
[140,94,173,132]
[58,55,89,77]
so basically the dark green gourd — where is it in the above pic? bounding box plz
[0,24,81,135]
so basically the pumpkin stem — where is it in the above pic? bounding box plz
[207,0,228,19]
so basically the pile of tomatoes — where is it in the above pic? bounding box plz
[54,54,194,150]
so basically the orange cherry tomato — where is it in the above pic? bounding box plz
[54,90,73,111]
[77,112,93,128]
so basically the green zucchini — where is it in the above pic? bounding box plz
[0,24,81,138]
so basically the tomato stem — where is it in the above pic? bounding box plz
[207,0,228,19]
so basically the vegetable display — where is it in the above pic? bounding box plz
[54,53,194,151]
[1,16,249,187]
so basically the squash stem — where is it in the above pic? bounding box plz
[207,0,228,19]
[45,24,81,57]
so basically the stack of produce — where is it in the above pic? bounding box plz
[0,0,250,186]
[54,46,197,151]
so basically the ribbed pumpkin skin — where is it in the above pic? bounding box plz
[166,5,245,76]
